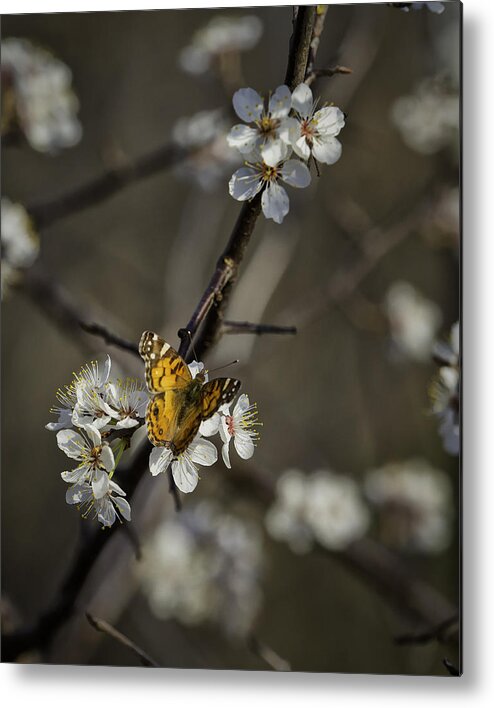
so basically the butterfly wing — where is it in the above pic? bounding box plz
[145,390,201,453]
[201,378,242,420]
[139,330,192,393]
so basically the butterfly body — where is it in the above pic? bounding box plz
[139,331,241,455]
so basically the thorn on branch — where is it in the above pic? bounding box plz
[222,321,297,336]
[86,612,159,668]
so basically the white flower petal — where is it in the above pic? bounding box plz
[278,116,300,145]
[312,136,342,165]
[232,88,263,122]
[314,106,345,136]
[199,413,221,437]
[46,408,73,432]
[261,137,290,167]
[97,499,116,527]
[234,431,255,460]
[56,429,86,460]
[99,444,115,472]
[83,423,102,447]
[291,83,313,119]
[188,360,206,380]
[233,394,250,416]
[172,456,199,493]
[149,446,173,476]
[292,135,311,161]
[268,85,292,119]
[109,479,127,496]
[92,468,110,499]
[222,441,232,469]
[227,124,260,153]
[281,159,311,188]
[219,416,231,444]
[113,496,132,521]
[189,437,218,467]
[101,355,112,386]
[66,484,93,506]
[229,167,263,201]
[61,464,90,484]
[115,417,139,429]
[261,182,290,224]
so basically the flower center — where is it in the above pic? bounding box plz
[225,415,236,436]
[261,164,279,182]
[300,118,316,141]
[256,115,279,137]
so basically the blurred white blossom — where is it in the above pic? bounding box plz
[1,197,39,298]
[385,281,442,362]
[172,109,240,191]
[365,458,453,553]
[179,15,262,75]
[398,2,445,13]
[229,146,311,224]
[266,469,370,553]
[282,83,345,164]
[391,76,458,155]
[1,37,82,152]
[138,501,263,637]
[430,321,460,455]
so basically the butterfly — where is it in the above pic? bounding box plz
[139,331,241,456]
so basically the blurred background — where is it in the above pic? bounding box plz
[1,2,460,675]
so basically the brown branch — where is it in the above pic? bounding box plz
[305,65,354,86]
[86,612,159,667]
[222,320,297,336]
[178,5,318,362]
[27,141,191,230]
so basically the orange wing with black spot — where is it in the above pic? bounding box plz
[139,330,191,394]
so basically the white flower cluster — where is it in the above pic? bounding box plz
[1,197,39,299]
[430,321,460,455]
[1,38,82,153]
[265,469,370,554]
[391,76,458,155]
[228,83,345,223]
[364,458,453,553]
[385,281,442,362]
[149,371,260,494]
[137,500,263,637]
[47,356,149,527]
[172,109,241,191]
[179,15,263,75]
[266,460,454,556]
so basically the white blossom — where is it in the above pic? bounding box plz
[1,197,39,298]
[430,322,460,455]
[227,85,293,167]
[229,147,311,224]
[391,76,458,155]
[71,356,115,430]
[385,281,442,362]
[105,377,149,429]
[137,500,263,636]
[66,479,131,527]
[219,394,260,468]
[57,424,114,499]
[266,469,370,553]
[179,15,262,75]
[172,109,241,191]
[398,3,445,13]
[365,458,453,553]
[149,435,218,493]
[282,83,345,164]
[1,37,82,153]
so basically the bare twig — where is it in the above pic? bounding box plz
[27,141,193,230]
[394,614,459,645]
[306,65,353,86]
[79,321,139,356]
[222,320,297,336]
[247,635,291,672]
[86,612,159,667]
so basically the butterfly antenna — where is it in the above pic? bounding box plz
[182,329,199,362]
[208,359,240,374]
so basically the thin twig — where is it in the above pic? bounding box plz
[79,321,139,356]
[86,612,159,667]
[222,321,297,336]
[27,142,191,230]
[394,614,459,645]
[305,65,354,86]
[442,657,461,677]
[247,635,291,672]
